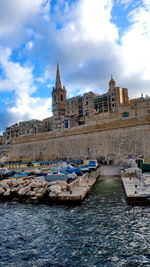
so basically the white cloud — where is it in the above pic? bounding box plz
[0,0,51,48]
[121,0,150,83]
[0,47,35,94]
[0,47,51,131]
[8,93,52,121]
[78,0,118,41]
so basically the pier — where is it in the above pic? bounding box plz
[121,173,150,204]
[0,168,100,204]
[50,171,98,202]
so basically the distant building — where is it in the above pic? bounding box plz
[3,119,46,144]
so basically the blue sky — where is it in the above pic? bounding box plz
[0,0,150,134]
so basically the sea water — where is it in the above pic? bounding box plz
[0,178,150,267]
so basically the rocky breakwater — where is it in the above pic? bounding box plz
[0,177,69,204]
[0,169,100,204]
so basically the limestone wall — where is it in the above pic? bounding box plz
[8,116,150,164]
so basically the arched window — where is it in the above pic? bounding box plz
[61,94,63,101]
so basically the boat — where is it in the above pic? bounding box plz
[80,165,89,173]
[0,168,15,180]
[45,171,68,182]
[8,171,31,179]
[58,164,82,175]
[87,160,98,170]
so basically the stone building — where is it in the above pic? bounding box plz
[3,119,45,144]
[52,67,130,129]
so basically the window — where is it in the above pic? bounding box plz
[54,95,56,102]
[61,94,63,101]
[78,98,83,103]
[64,120,68,128]
[122,112,129,117]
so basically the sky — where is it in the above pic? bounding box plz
[0,0,150,134]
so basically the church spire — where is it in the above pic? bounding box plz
[55,63,62,90]
[109,75,116,90]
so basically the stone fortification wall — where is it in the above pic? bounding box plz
[8,116,150,164]
[0,144,11,157]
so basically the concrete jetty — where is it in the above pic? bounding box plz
[0,168,100,204]
[122,173,150,204]
[50,172,98,202]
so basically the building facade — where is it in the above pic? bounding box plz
[3,119,46,144]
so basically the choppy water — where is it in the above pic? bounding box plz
[0,178,150,267]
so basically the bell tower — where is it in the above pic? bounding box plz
[109,75,116,91]
[52,63,66,118]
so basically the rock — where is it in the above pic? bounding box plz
[49,191,56,197]
[31,168,41,174]
[18,186,31,196]
[30,196,38,200]
[0,181,9,191]
[57,180,68,186]
[41,181,47,187]
[49,185,61,195]
[61,186,67,191]
[4,189,11,196]
[35,193,43,198]
[26,191,35,196]
[7,180,13,186]
[30,182,42,188]
[10,180,20,187]
[47,186,53,192]
[11,187,20,193]
[0,186,5,195]
[36,188,46,194]
[48,181,57,185]
[29,197,39,203]
[0,179,8,184]
[33,187,39,193]
[57,181,68,190]
[24,179,32,185]
[10,180,26,188]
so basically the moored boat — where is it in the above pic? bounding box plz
[0,168,15,180]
